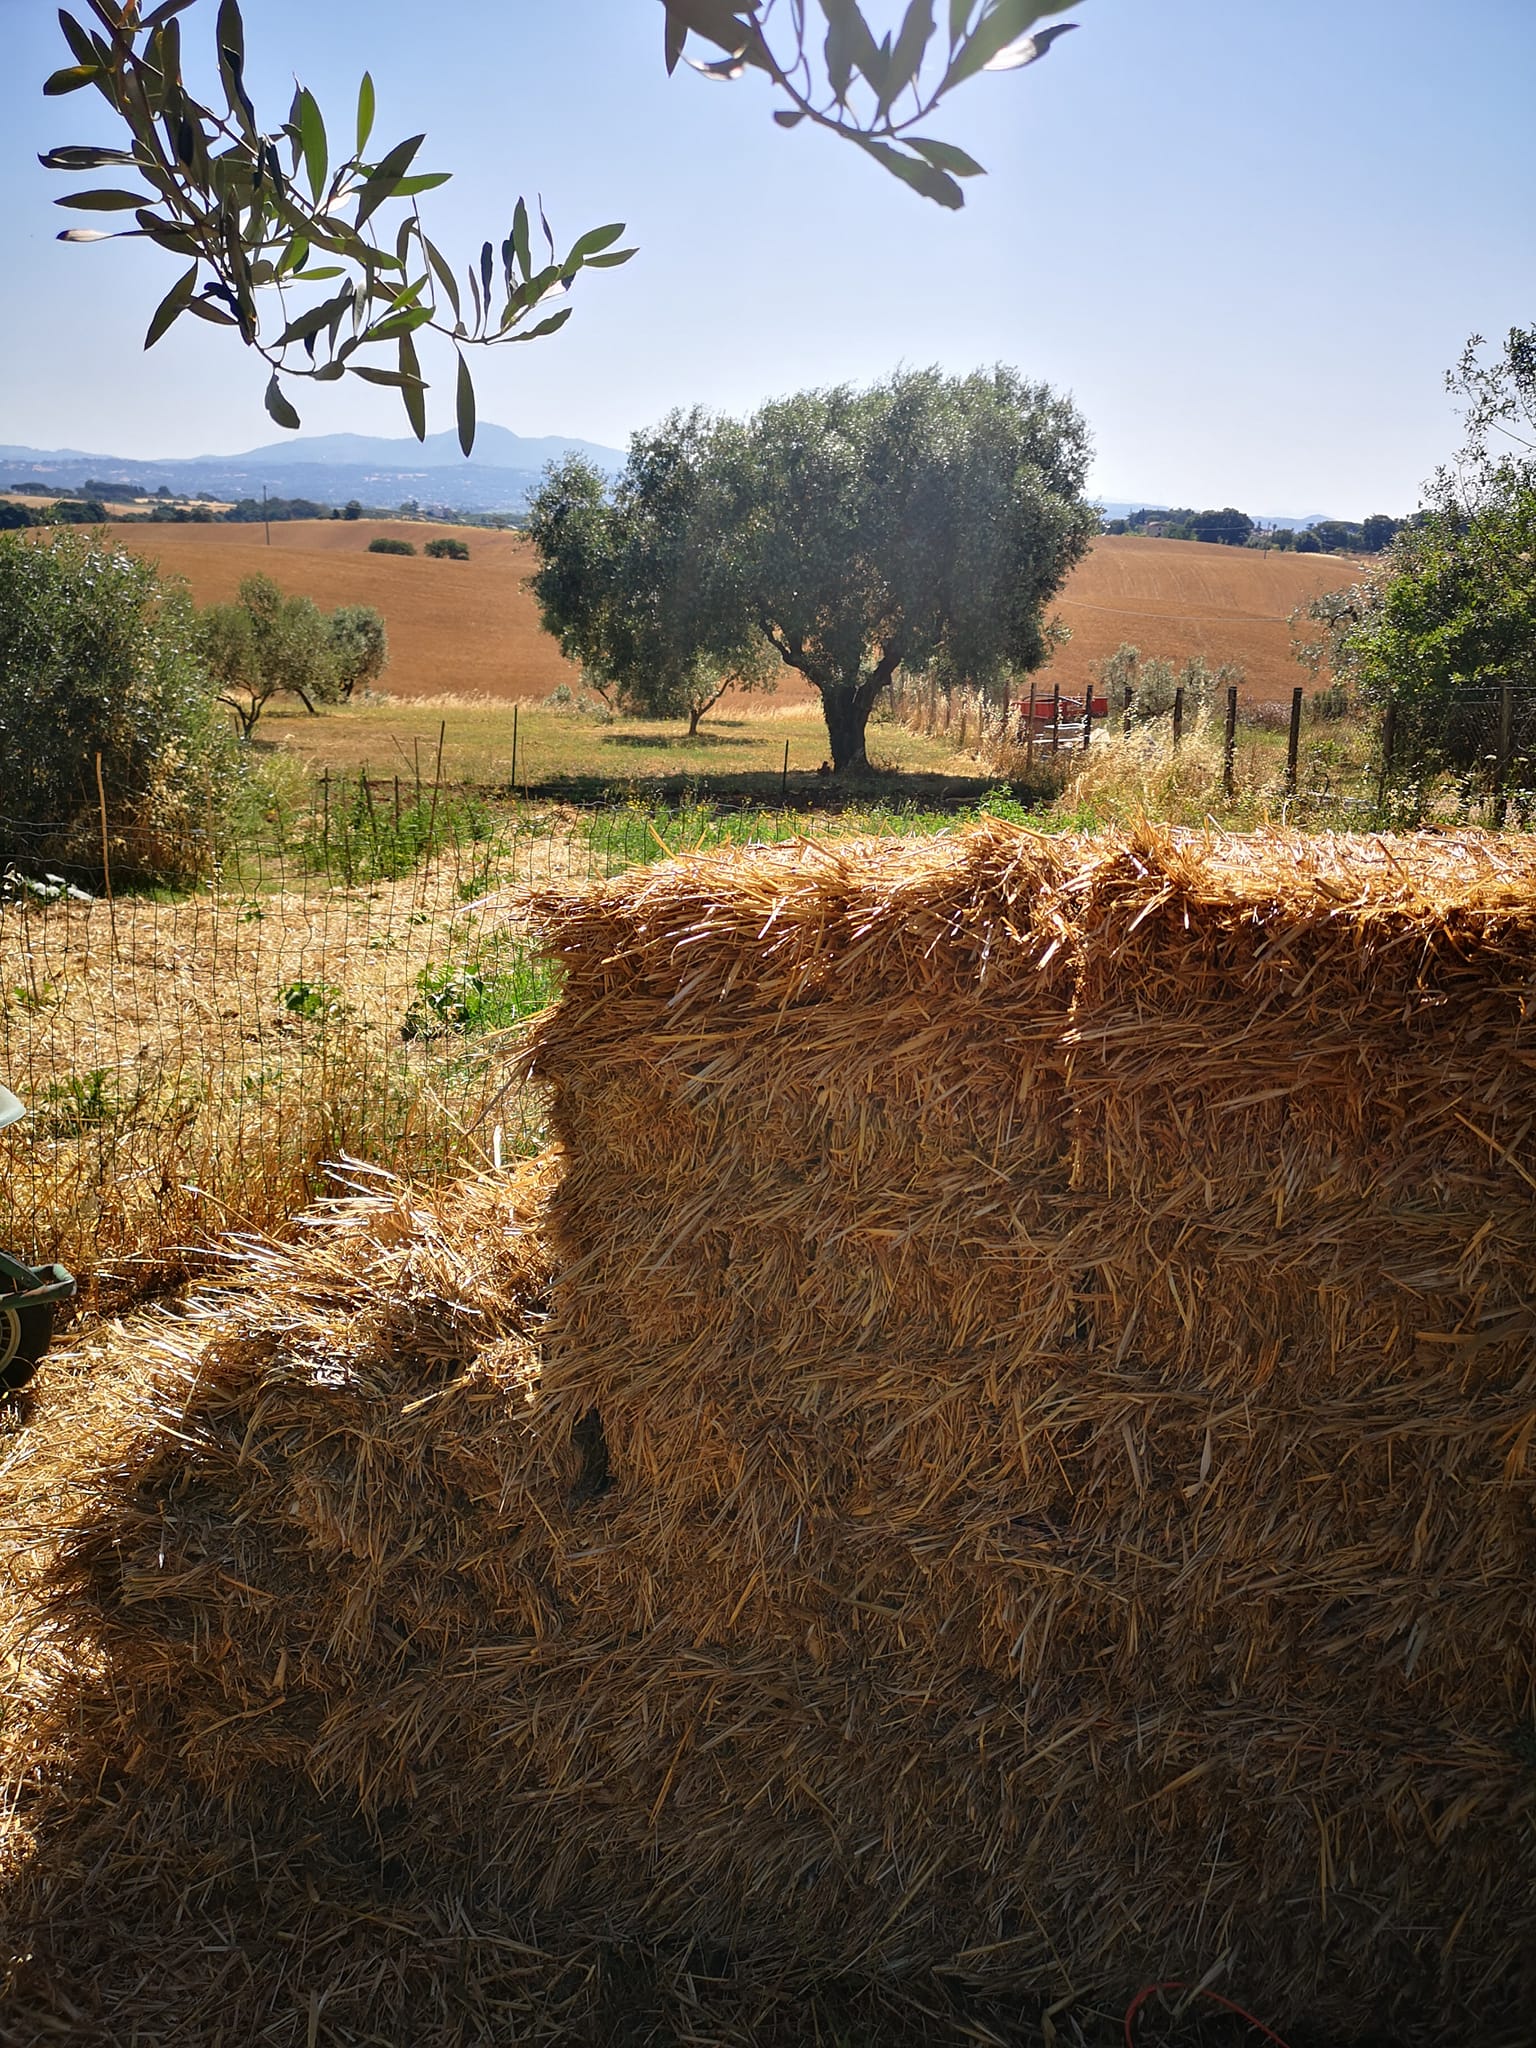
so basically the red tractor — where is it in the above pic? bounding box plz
[1,1084,77,1396]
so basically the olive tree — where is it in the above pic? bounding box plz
[528,421,774,737]
[327,604,389,700]
[531,367,1094,773]
[41,1,1084,445]
[200,574,340,739]
[0,530,230,879]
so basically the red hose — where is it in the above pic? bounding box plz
[1124,1980,1294,2048]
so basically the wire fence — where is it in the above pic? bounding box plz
[888,675,1536,828]
[0,789,961,1303]
[0,801,732,1303]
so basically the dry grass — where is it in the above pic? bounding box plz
[261,692,987,796]
[2,824,1534,2044]
[0,854,555,1303]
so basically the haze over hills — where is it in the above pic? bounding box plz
[0,430,1337,527]
[0,425,626,513]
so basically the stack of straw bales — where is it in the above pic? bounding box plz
[3,823,1535,2046]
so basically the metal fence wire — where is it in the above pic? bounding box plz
[0,799,784,1303]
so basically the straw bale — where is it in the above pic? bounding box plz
[519,821,1536,2039]
[3,823,1535,2045]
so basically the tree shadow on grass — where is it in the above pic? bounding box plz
[519,765,1006,814]
[602,731,748,751]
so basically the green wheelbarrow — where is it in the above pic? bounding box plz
[0,1084,78,1396]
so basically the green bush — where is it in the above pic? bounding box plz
[0,530,232,882]
[368,536,415,556]
[424,535,470,560]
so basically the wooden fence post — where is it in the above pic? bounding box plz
[510,702,520,797]
[1172,685,1185,751]
[1051,684,1061,755]
[1496,681,1514,827]
[94,751,118,961]
[1376,696,1397,812]
[1285,685,1304,793]
[1222,685,1238,800]
[1122,684,1135,736]
[1025,685,1037,767]
[1082,690,1093,751]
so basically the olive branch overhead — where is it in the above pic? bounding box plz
[42,0,1084,450]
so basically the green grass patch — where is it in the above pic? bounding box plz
[401,940,560,1042]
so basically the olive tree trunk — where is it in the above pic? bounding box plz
[818,654,898,775]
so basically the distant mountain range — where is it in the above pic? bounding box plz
[0,426,626,514]
[0,433,1336,527]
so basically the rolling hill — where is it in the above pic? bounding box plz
[112,522,1359,706]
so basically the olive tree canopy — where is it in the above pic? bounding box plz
[200,574,341,739]
[529,365,1096,773]
[527,416,774,736]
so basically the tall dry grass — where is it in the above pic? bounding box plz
[1051,715,1238,825]
[881,676,1078,793]
[0,854,553,1306]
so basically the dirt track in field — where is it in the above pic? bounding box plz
[115,522,1358,706]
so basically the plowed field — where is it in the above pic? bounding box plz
[116,521,1357,705]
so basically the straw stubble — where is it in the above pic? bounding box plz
[2,822,1534,2045]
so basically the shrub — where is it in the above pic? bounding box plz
[200,575,340,740]
[0,530,232,881]
[424,535,469,560]
[1309,680,1354,722]
[1092,645,1238,724]
[45,498,110,525]
[368,536,415,556]
[328,604,389,699]
[1241,699,1293,732]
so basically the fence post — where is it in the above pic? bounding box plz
[321,769,331,862]
[1172,685,1185,752]
[1495,681,1514,827]
[781,739,790,805]
[510,702,519,798]
[1376,696,1397,813]
[1051,684,1061,755]
[1122,684,1135,736]
[1025,684,1037,767]
[1082,690,1093,751]
[94,750,118,961]
[360,765,379,861]
[1222,684,1238,800]
[425,723,445,855]
[1285,685,1304,793]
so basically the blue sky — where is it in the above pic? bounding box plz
[0,0,1531,516]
